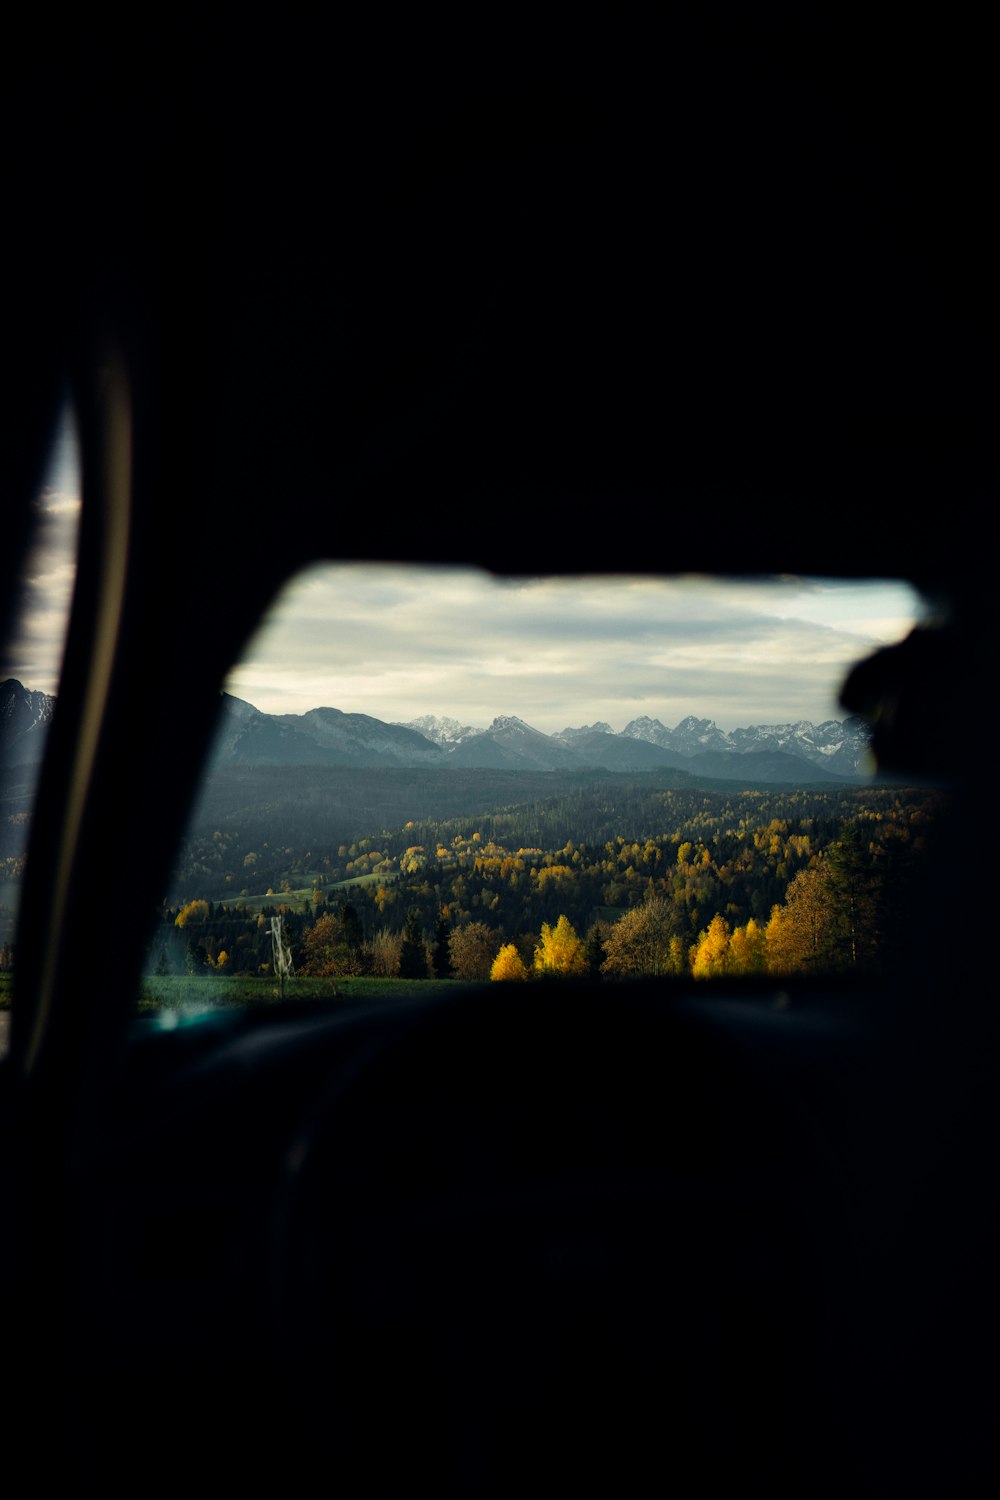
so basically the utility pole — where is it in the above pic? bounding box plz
[271,913,293,1001]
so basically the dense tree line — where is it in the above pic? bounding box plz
[168,766,690,899]
[166,776,936,905]
[150,783,945,986]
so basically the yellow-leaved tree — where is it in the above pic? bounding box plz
[691,913,731,978]
[175,899,210,928]
[490,944,529,981]
[533,915,586,978]
[765,866,835,974]
[726,918,767,975]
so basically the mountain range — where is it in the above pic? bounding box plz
[0,678,873,782]
[208,694,872,782]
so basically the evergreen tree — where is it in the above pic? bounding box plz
[333,901,367,974]
[340,902,365,958]
[824,826,880,970]
[398,908,428,979]
[185,939,207,976]
[584,921,608,979]
[432,911,453,978]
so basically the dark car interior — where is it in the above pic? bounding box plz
[3,17,996,1494]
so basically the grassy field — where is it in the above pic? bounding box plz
[1,973,484,1059]
[216,871,392,915]
[3,971,482,1015]
[136,973,484,1012]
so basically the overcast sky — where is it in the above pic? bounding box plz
[1,405,81,695]
[4,407,926,733]
[226,564,924,734]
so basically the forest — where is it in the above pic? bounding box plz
[147,776,946,989]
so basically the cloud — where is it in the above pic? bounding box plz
[0,406,82,693]
[2,407,924,733]
[33,489,82,518]
[223,564,923,731]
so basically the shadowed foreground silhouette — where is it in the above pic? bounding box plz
[2,16,996,1494]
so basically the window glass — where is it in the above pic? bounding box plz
[0,403,81,1054]
[141,565,937,1020]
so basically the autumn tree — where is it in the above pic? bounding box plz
[765,867,835,974]
[726,917,766,975]
[691,913,732,979]
[533,915,586,978]
[367,927,402,978]
[175,899,210,928]
[449,921,499,982]
[490,944,529,981]
[601,896,681,979]
[300,911,360,977]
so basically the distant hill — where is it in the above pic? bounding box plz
[211,696,443,769]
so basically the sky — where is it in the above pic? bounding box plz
[225,565,925,733]
[1,404,82,695]
[3,407,927,734]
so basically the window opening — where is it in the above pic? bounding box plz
[140,565,937,1023]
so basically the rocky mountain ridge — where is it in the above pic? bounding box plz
[0,679,873,782]
[402,710,870,778]
[0,679,56,764]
